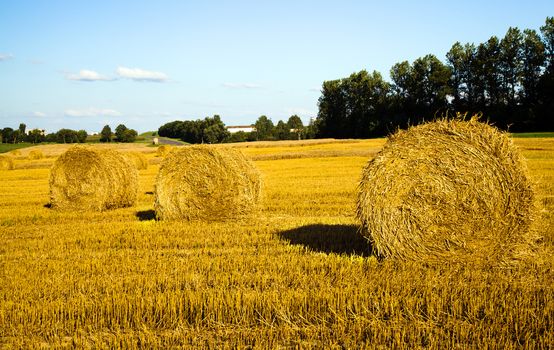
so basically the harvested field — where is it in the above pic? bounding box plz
[0,139,552,348]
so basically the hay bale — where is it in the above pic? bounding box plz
[156,144,172,157]
[125,151,149,170]
[155,145,262,221]
[49,146,138,211]
[0,155,14,170]
[356,117,534,262]
[28,149,44,160]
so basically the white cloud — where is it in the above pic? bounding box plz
[67,69,113,81]
[0,53,13,61]
[65,108,122,117]
[309,87,321,92]
[32,111,47,117]
[222,82,263,89]
[116,66,168,82]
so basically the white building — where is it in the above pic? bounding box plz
[227,125,255,134]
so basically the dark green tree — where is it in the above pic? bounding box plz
[1,128,14,143]
[274,120,291,140]
[100,125,112,142]
[77,130,88,143]
[287,115,304,140]
[115,124,128,142]
[500,27,524,106]
[254,115,274,140]
[521,29,545,104]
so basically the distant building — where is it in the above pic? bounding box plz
[227,125,255,134]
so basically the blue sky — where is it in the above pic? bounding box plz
[0,1,552,133]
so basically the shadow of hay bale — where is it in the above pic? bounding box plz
[277,224,373,257]
[136,209,156,221]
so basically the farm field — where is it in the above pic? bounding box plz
[0,138,553,348]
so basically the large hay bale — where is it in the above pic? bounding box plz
[125,151,149,170]
[356,117,535,262]
[49,146,138,211]
[28,149,44,160]
[0,155,14,170]
[155,146,262,221]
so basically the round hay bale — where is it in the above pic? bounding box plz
[156,144,173,157]
[155,145,262,221]
[28,149,44,160]
[356,117,535,262]
[0,155,15,170]
[125,151,149,170]
[49,146,138,211]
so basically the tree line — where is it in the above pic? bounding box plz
[0,123,138,144]
[316,17,554,138]
[158,115,317,144]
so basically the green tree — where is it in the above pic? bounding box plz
[541,17,554,73]
[274,120,291,140]
[100,125,112,142]
[121,129,137,143]
[521,29,545,104]
[287,115,304,140]
[76,130,88,143]
[254,115,274,140]
[27,129,46,143]
[1,128,14,143]
[200,115,229,144]
[18,123,26,136]
[115,124,128,142]
[500,27,524,105]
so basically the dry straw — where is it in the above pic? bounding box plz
[125,151,149,170]
[0,155,15,170]
[49,146,138,211]
[9,149,21,156]
[156,145,173,157]
[155,145,262,221]
[27,149,44,160]
[356,116,535,263]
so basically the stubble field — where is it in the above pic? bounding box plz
[0,138,553,349]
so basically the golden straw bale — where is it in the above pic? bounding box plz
[356,117,535,263]
[125,151,149,170]
[49,146,138,211]
[0,155,15,170]
[155,145,262,221]
[156,144,173,157]
[27,149,44,160]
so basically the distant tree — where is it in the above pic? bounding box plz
[1,128,14,143]
[56,129,78,143]
[76,130,88,143]
[27,129,46,143]
[18,123,26,136]
[225,131,249,143]
[121,129,137,143]
[521,29,545,106]
[287,115,304,139]
[254,115,274,140]
[274,120,291,140]
[541,17,554,73]
[500,27,524,106]
[200,115,229,144]
[100,125,112,142]
[115,124,128,142]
